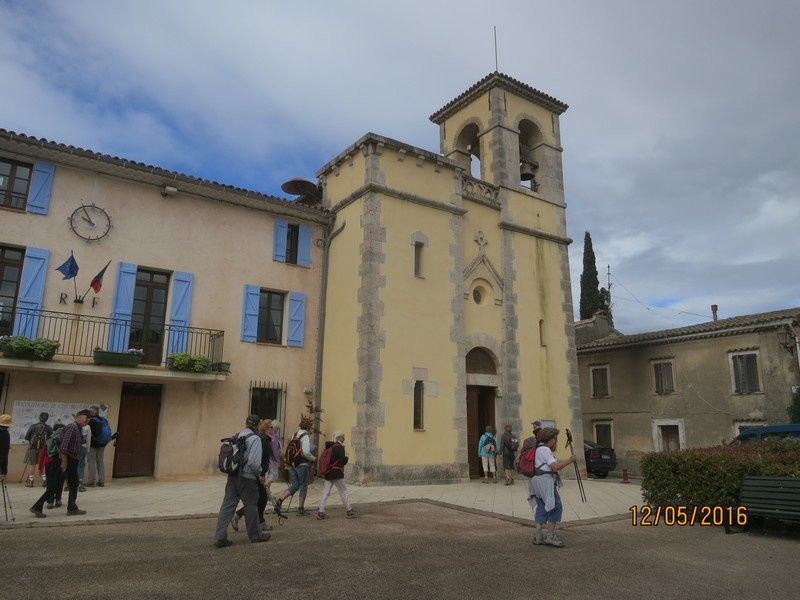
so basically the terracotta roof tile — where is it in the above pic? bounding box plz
[430,72,569,124]
[577,307,800,352]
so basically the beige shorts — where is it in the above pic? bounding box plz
[481,456,496,474]
[25,446,40,465]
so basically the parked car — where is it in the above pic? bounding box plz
[732,423,800,444]
[584,440,617,478]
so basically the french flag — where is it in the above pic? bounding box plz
[89,260,112,294]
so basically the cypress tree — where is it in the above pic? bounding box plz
[579,231,602,319]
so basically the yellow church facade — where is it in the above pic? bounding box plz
[319,73,582,483]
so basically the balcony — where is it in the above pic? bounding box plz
[0,307,227,383]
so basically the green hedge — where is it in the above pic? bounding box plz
[641,440,800,507]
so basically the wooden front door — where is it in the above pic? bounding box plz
[129,269,169,365]
[466,385,496,479]
[660,425,681,452]
[113,383,162,478]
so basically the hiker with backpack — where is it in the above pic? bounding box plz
[214,414,268,547]
[273,417,315,517]
[231,419,274,535]
[55,410,91,516]
[29,424,66,516]
[317,431,357,520]
[86,405,116,487]
[23,413,52,487]
[477,425,498,483]
[77,416,91,492]
[499,424,519,485]
[526,427,577,548]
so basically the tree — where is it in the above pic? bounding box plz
[579,231,604,319]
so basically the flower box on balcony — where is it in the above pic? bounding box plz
[167,353,212,373]
[93,349,143,368]
[0,336,59,361]
[211,361,231,373]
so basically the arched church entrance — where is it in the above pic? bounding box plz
[466,347,498,479]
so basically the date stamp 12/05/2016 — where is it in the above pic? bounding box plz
[629,505,748,527]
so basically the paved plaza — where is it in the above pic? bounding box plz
[1,502,797,600]
[1,474,643,528]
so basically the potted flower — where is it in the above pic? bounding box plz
[167,352,212,373]
[93,347,144,367]
[0,336,60,361]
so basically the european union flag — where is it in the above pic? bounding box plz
[56,251,79,280]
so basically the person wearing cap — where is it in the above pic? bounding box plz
[317,431,357,520]
[57,410,91,516]
[528,427,577,547]
[0,414,12,483]
[214,414,267,547]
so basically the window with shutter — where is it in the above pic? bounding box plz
[285,224,299,264]
[12,247,49,338]
[0,158,33,211]
[590,366,610,398]
[654,362,674,394]
[732,352,760,394]
[594,422,613,448]
[413,380,424,430]
[0,245,24,337]
[257,290,285,344]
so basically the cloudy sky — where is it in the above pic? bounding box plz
[1,1,798,333]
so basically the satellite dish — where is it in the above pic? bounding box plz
[281,178,319,198]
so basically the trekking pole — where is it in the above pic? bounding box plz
[2,481,7,522]
[565,429,587,503]
[2,481,15,522]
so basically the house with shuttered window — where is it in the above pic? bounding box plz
[0,129,326,480]
[576,308,800,475]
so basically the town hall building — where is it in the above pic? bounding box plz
[0,73,582,484]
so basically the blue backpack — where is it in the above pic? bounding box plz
[94,416,113,445]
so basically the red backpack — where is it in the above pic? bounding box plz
[318,443,344,477]
[517,439,538,478]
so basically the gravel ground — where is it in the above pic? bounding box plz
[0,502,797,600]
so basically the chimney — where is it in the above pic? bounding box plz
[711,304,718,322]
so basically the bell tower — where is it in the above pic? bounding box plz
[430,72,569,205]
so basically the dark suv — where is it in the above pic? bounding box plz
[584,440,617,478]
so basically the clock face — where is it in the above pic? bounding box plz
[69,203,111,241]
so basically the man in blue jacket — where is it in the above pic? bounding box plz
[478,425,498,483]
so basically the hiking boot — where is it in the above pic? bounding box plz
[85,482,95,488]
[543,532,565,547]
[54,502,62,508]
[96,482,105,487]
[214,539,233,548]
[261,522,273,532]
[46,502,55,510]
[272,497,287,518]
[297,507,308,517]
[482,479,489,484]
[66,508,87,516]
[230,513,240,531]
[532,529,544,545]
[504,479,512,485]
[251,533,271,543]
[317,512,327,520]
[78,484,87,493]
[41,477,47,488]
[493,478,498,483]
[346,509,359,519]
[29,507,46,518]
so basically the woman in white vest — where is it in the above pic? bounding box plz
[528,427,577,547]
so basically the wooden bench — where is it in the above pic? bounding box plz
[727,476,800,533]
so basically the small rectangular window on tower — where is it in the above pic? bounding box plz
[413,380,424,430]
[414,242,423,278]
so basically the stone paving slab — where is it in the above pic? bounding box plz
[1,475,644,528]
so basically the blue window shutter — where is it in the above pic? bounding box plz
[12,247,50,338]
[298,224,312,267]
[107,262,137,352]
[273,219,288,262]
[241,284,260,343]
[167,271,193,354]
[287,291,306,347]
[26,161,55,215]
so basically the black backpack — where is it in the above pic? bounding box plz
[31,423,47,451]
[218,432,253,475]
[285,432,308,467]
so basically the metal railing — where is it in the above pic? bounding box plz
[0,306,224,366]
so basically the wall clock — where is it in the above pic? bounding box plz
[69,203,111,241]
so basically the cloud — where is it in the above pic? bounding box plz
[1,0,798,332]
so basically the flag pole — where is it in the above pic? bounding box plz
[70,251,81,303]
